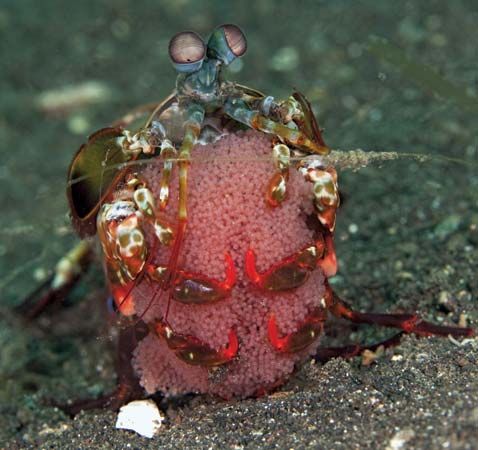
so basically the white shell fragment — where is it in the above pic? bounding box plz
[115,399,164,438]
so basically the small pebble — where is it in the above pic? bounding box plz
[362,345,384,366]
[348,223,358,234]
[458,313,468,328]
[456,290,472,303]
[433,214,461,239]
[438,290,456,313]
[386,428,415,450]
[115,399,164,438]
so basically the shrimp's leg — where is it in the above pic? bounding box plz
[324,282,473,339]
[17,241,93,319]
[163,103,205,288]
[52,321,149,417]
[224,98,329,155]
[313,283,473,363]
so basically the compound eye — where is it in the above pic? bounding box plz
[207,24,247,65]
[222,24,247,57]
[168,31,206,73]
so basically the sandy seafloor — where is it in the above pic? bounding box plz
[1,1,477,448]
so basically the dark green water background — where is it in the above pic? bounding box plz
[1,1,477,448]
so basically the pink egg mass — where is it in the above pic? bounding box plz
[130,130,330,398]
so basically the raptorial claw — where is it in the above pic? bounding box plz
[224,98,329,155]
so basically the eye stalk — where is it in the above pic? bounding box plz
[207,24,247,65]
[168,31,206,73]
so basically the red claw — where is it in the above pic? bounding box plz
[146,253,237,305]
[110,280,136,316]
[154,322,238,366]
[268,310,326,353]
[318,233,337,277]
[217,329,239,361]
[172,252,236,304]
[245,245,321,292]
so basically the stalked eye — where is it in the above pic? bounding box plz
[168,31,206,73]
[207,24,247,65]
[222,24,247,58]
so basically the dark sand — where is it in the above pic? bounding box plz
[1,1,477,448]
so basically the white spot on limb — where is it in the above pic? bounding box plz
[105,201,136,221]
